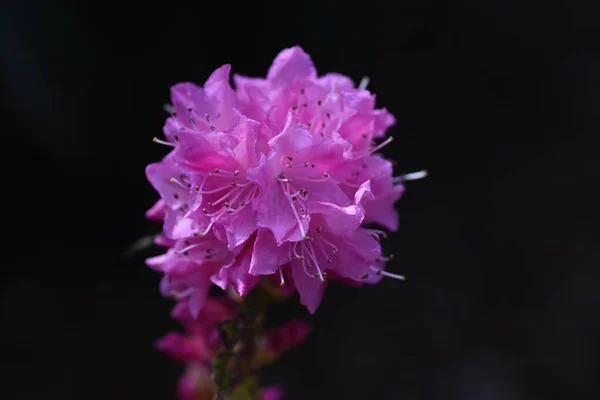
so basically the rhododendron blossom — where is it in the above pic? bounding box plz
[144,46,425,399]
[146,46,423,316]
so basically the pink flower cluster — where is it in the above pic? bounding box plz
[146,46,414,315]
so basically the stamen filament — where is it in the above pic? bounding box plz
[394,170,428,182]
[279,268,285,286]
[170,177,190,189]
[152,137,175,147]
[370,266,405,280]
[175,242,203,255]
[358,76,370,90]
[281,181,307,238]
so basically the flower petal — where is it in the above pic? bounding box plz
[267,46,316,86]
[291,265,325,314]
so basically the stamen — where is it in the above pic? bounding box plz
[170,177,190,189]
[196,221,215,237]
[152,137,175,147]
[200,183,233,195]
[369,136,393,154]
[358,76,370,90]
[320,236,338,254]
[175,242,203,255]
[163,103,174,114]
[289,188,308,200]
[303,172,329,183]
[351,136,394,159]
[317,240,332,263]
[208,189,237,207]
[277,173,290,183]
[292,242,304,260]
[301,256,312,277]
[304,241,325,282]
[394,170,428,182]
[370,266,405,280]
[180,174,191,184]
[279,268,286,286]
[202,208,227,218]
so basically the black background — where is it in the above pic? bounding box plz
[2,0,599,399]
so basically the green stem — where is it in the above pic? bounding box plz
[213,286,273,400]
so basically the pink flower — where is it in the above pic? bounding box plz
[145,150,198,240]
[156,297,237,364]
[145,45,421,314]
[265,319,311,354]
[146,233,235,317]
[249,182,387,312]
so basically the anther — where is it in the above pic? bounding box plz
[326,112,331,119]
[187,106,193,112]
[234,170,240,176]
[317,100,322,106]
[323,172,329,178]
[311,164,316,168]
[286,156,293,161]
[210,125,216,131]
[205,113,210,121]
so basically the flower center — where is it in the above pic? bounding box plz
[277,159,330,239]
[192,169,258,236]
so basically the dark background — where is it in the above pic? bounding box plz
[2,0,599,399]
